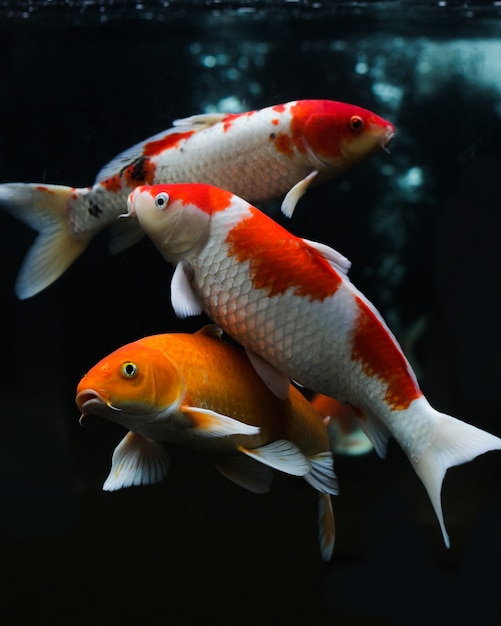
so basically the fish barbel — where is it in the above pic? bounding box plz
[76,325,338,560]
[126,182,501,548]
[0,99,394,300]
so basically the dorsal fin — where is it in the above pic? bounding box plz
[302,238,352,276]
[196,324,224,340]
[94,114,225,183]
[172,112,227,131]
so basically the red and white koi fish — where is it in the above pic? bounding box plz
[76,325,338,560]
[0,99,394,299]
[126,182,501,548]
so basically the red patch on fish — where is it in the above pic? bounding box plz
[35,185,55,194]
[142,131,195,156]
[101,175,122,193]
[273,132,295,158]
[272,104,287,114]
[152,183,233,214]
[289,100,348,158]
[221,110,256,132]
[350,296,422,411]
[101,157,157,192]
[226,208,342,300]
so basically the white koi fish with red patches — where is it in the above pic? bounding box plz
[0,99,394,299]
[126,182,501,548]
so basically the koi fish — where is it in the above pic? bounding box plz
[0,99,394,299]
[126,182,501,548]
[311,394,373,456]
[76,325,338,561]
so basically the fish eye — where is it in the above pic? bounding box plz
[120,362,138,378]
[349,115,364,133]
[154,192,170,209]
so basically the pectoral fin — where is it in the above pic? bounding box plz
[281,170,318,218]
[238,440,311,476]
[215,456,273,494]
[181,406,260,437]
[244,348,291,399]
[171,262,203,318]
[303,451,339,495]
[357,409,390,458]
[103,431,170,492]
[109,218,145,255]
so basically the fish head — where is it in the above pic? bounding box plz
[76,340,185,429]
[127,184,232,259]
[299,100,395,171]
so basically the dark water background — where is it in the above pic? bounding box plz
[1,2,501,624]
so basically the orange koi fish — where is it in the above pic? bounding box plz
[76,325,338,561]
[126,182,501,548]
[0,100,394,299]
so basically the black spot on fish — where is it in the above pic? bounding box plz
[270,132,276,140]
[122,157,149,183]
[88,201,103,218]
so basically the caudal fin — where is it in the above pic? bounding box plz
[412,409,501,548]
[0,183,90,298]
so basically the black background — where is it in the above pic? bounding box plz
[1,5,501,625]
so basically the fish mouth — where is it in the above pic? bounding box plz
[76,389,121,414]
[382,124,396,152]
[123,187,142,218]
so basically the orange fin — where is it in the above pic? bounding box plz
[181,406,260,437]
[215,455,273,494]
[103,431,170,491]
[238,440,311,476]
[318,493,335,561]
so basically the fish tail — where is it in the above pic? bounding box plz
[0,183,90,298]
[318,493,335,561]
[410,405,501,548]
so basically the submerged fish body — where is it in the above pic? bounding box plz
[76,325,338,560]
[311,393,374,456]
[0,99,394,299]
[127,182,501,548]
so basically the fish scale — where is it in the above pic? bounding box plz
[127,182,501,549]
[193,206,367,401]
[153,111,300,199]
